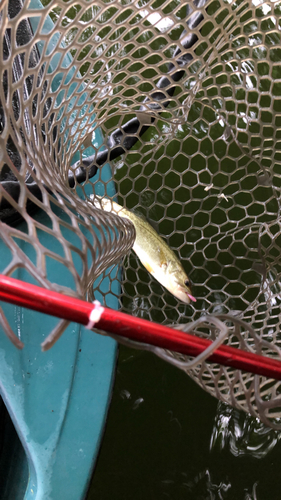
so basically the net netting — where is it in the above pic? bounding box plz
[1,0,281,428]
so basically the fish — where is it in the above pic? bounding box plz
[90,195,196,304]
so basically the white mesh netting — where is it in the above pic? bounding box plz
[1,0,281,428]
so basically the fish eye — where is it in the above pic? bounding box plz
[184,279,190,287]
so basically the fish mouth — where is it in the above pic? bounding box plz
[175,285,197,304]
[187,293,197,303]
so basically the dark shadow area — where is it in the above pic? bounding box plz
[0,397,28,500]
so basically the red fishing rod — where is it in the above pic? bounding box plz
[0,274,280,380]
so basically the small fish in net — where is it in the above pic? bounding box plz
[90,194,196,303]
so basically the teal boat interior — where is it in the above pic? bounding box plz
[0,165,118,500]
[0,2,119,497]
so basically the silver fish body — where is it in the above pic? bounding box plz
[90,195,196,304]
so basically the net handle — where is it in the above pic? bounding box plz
[0,274,280,380]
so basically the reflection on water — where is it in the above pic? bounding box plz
[89,346,281,500]
[210,402,281,459]
[185,472,257,500]
[245,482,258,500]
[180,468,231,499]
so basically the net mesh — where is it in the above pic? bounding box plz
[1,0,281,428]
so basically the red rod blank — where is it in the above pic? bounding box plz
[0,274,281,380]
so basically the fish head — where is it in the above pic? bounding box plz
[167,265,196,304]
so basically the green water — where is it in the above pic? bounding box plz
[86,95,281,499]
[88,346,281,500]
[86,90,281,499]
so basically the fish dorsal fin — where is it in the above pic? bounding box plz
[146,217,159,234]
[133,210,147,222]
[133,209,160,233]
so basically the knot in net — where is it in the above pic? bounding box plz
[1,0,281,428]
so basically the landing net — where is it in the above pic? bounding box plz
[1,0,281,428]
